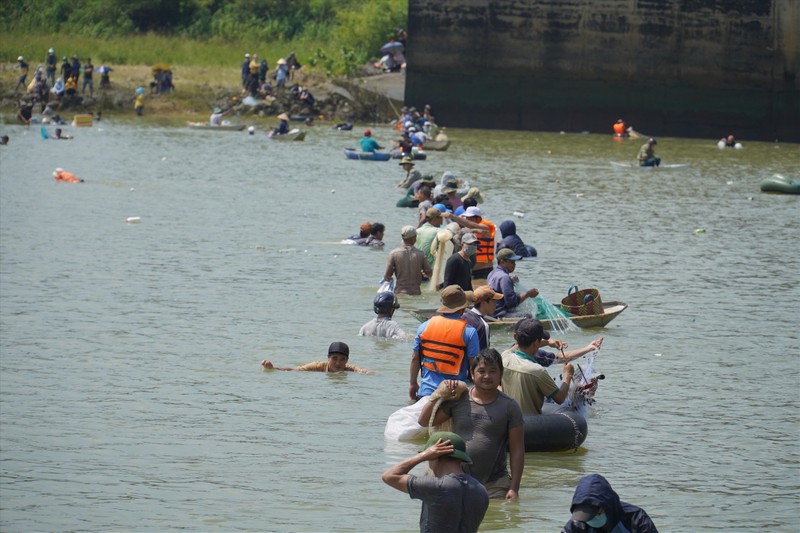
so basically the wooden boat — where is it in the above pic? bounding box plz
[407,301,627,331]
[424,139,451,151]
[610,161,690,170]
[267,128,306,141]
[187,122,246,131]
[344,149,392,161]
[760,174,800,194]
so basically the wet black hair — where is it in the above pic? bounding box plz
[469,348,504,376]
[462,197,478,209]
[371,222,385,235]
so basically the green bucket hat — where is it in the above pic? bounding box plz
[421,431,472,464]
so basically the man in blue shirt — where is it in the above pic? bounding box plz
[487,248,539,318]
[410,285,480,400]
[359,129,383,152]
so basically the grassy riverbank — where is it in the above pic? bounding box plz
[0,31,402,123]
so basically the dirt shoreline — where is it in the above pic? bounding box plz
[0,64,406,126]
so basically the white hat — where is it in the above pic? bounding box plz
[49,48,54,53]
[247,126,255,133]
[18,56,24,61]
[464,206,482,218]
[245,53,250,58]
[404,121,413,128]
[401,225,417,239]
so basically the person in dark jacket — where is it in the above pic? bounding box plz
[496,220,537,258]
[562,473,658,533]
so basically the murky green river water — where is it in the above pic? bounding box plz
[1,119,798,531]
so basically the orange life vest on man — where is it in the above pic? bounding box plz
[419,316,468,376]
[613,121,626,136]
[474,219,496,267]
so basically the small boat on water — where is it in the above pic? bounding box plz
[344,149,392,161]
[267,128,306,141]
[760,174,800,194]
[407,301,627,331]
[187,122,246,131]
[610,161,690,170]
[424,139,450,151]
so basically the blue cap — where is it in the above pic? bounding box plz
[433,203,452,213]
[454,206,465,216]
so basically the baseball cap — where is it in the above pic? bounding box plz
[421,431,472,464]
[364,129,371,136]
[437,285,468,313]
[496,248,522,261]
[401,225,417,239]
[461,233,478,245]
[571,503,601,522]
[463,206,482,218]
[328,341,350,357]
[514,318,551,342]
[466,285,503,303]
[426,207,442,219]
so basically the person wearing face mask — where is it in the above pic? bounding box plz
[442,232,478,292]
[562,473,658,533]
[463,286,503,350]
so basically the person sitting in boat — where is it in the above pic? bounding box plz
[499,319,574,415]
[344,221,372,245]
[393,131,414,156]
[562,473,658,533]
[359,129,383,153]
[409,127,428,147]
[209,106,231,126]
[382,431,489,533]
[496,220,537,258]
[359,222,385,247]
[462,285,503,350]
[612,119,628,138]
[418,348,524,500]
[487,248,538,319]
[410,285,480,400]
[272,112,291,135]
[637,138,660,167]
[359,292,408,339]
[260,341,374,374]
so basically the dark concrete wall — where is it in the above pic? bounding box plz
[405,0,799,141]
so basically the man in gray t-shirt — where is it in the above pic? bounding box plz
[383,431,489,533]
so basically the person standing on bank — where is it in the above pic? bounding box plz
[382,431,489,533]
[562,473,658,532]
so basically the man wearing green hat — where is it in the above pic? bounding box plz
[382,431,489,533]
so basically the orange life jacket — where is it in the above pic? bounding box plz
[419,316,467,376]
[55,171,80,183]
[474,220,496,265]
[613,122,626,135]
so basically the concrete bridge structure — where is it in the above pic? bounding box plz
[405,0,799,141]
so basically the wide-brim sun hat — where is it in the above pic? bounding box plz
[437,285,468,313]
[277,113,289,121]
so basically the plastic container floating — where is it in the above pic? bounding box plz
[72,114,93,127]
[125,217,141,224]
[513,211,525,218]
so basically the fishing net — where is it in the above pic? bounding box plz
[513,282,576,334]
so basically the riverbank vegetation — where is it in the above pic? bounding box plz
[1,0,407,76]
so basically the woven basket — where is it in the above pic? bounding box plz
[561,286,604,316]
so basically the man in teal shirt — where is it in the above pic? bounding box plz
[359,129,382,152]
